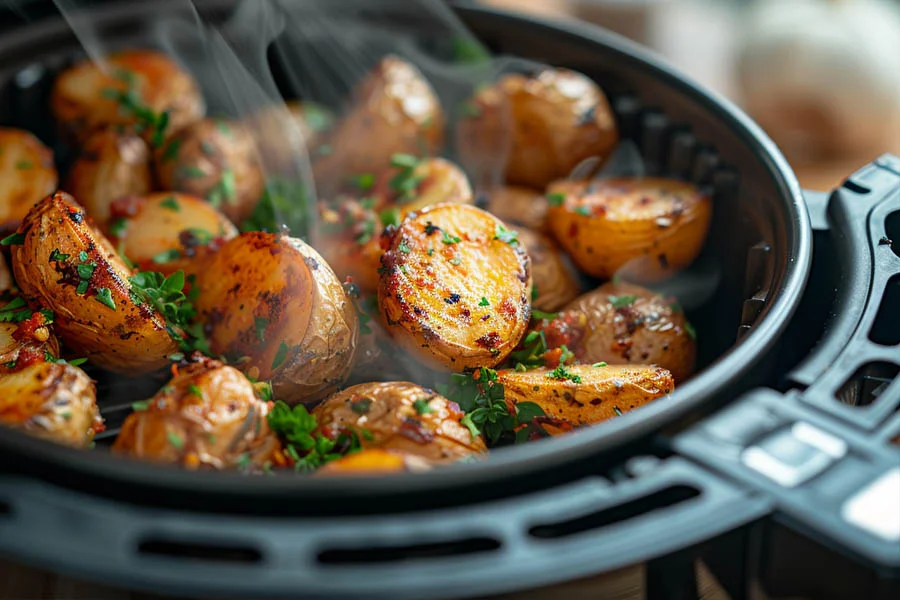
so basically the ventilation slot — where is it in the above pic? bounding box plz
[317,536,500,565]
[138,538,263,564]
[885,211,900,259]
[835,362,899,407]
[528,485,700,540]
[842,180,871,195]
[869,275,900,346]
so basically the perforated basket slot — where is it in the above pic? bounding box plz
[317,536,502,565]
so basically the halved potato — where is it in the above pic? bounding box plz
[497,363,673,428]
[378,203,532,370]
[456,68,618,189]
[246,101,334,175]
[113,357,281,470]
[0,128,57,229]
[10,192,179,374]
[483,186,549,231]
[313,56,445,194]
[316,448,432,475]
[539,281,696,381]
[312,381,486,463]
[193,232,359,404]
[63,129,151,229]
[107,192,237,276]
[517,227,581,312]
[51,49,205,145]
[154,118,264,223]
[545,177,713,282]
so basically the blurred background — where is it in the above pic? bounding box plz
[485,0,900,191]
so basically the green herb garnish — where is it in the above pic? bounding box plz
[494,223,519,246]
[160,196,180,211]
[94,288,116,311]
[1,233,25,246]
[546,192,566,207]
[608,295,638,309]
[271,341,290,371]
[413,398,434,415]
[547,364,582,383]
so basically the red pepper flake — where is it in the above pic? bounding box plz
[475,331,502,349]
[398,417,435,444]
[12,312,51,343]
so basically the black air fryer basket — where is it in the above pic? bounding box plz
[0,1,898,599]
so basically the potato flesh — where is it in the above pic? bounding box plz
[0,128,58,228]
[517,227,581,312]
[379,203,532,370]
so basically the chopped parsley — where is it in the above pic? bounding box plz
[161,139,181,162]
[441,230,461,245]
[458,101,482,118]
[109,218,128,238]
[380,207,401,228]
[479,297,490,307]
[451,36,491,64]
[78,251,89,262]
[355,219,376,245]
[510,330,548,368]
[207,170,237,207]
[131,400,150,412]
[494,223,519,246]
[608,294,638,309]
[613,406,623,417]
[102,70,170,147]
[49,249,70,262]
[166,431,184,450]
[94,288,116,311]
[76,262,96,281]
[271,341,290,371]
[547,364,582,383]
[574,206,592,216]
[351,398,373,415]
[129,270,208,354]
[1,232,25,246]
[546,192,566,207]
[240,178,310,237]
[15,160,33,170]
[398,240,411,254]
[188,384,203,397]
[266,400,359,471]
[413,398,434,415]
[254,317,268,343]
[592,361,608,367]
[685,321,697,340]
[531,309,558,321]
[160,196,180,211]
[152,248,181,264]
[388,153,424,201]
[349,173,375,191]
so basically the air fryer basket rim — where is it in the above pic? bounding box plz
[0,0,812,501]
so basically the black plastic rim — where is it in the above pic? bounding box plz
[0,0,812,511]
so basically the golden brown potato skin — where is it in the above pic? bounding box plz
[113,358,281,470]
[11,192,179,374]
[0,128,58,229]
[247,101,334,175]
[546,177,713,282]
[108,192,237,276]
[316,448,432,475]
[497,363,673,428]
[457,69,618,190]
[483,186,549,232]
[63,129,151,229]
[313,56,445,194]
[313,381,486,463]
[378,203,532,370]
[154,118,264,224]
[540,282,696,381]
[517,227,581,313]
[193,232,359,404]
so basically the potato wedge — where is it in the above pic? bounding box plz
[113,357,281,470]
[193,232,359,404]
[483,186,549,231]
[316,448,432,475]
[246,101,334,175]
[10,192,179,374]
[313,56,445,194]
[312,381,486,463]
[517,227,581,312]
[63,129,151,229]
[154,118,264,223]
[497,363,673,427]
[456,68,618,189]
[539,282,696,381]
[0,128,58,229]
[546,177,713,282]
[107,192,237,276]
[51,49,205,145]
[378,203,532,370]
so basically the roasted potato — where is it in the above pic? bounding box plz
[10,192,179,374]
[313,381,486,463]
[0,128,57,229]
[483,186,549,231]
[0,254,13,292]
[317,157,473,294]
[316,448,432,475]
[545,177,713,282]
[63,129,152,229]
[246,101,334,175]
[539,282,696,381]
[107,192,237,276]
[0,296,60,366]
[313,56,445,194]
[378,203,532,370]
[497,363,673,428]
[193,232,359,404]
[456,68,618,189]
[51,49,205,145]
[154,118,264,223]
[517,227,581,312]
[113,357,281,470]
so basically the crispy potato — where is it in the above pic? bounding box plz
[497,363,673,428]
[0,128,58,229]
[0,296,61,366]
[517,227,581,312]
[246,101,334,175]
[0,254,13,292]
[154,118,264,223]
[546,177,713,282]
[378,203,532,370]
[107,192,237,276]
[540,282,696,381]
[456,68,618,189]
[313,56,445,194]
[63,129,151,229]
[313,381,486,463]
[113,357,281,470]
[317,157,473,294]
[483,186,549,231]
[316,448,432,475]
[51,49,205,145]
[11,192,179,374]
[193,232,359,404]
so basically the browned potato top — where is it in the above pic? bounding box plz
[0,128,58,229]
[154,118,264,223]
[313,381,486,463]
[517,227,581,313]
[483,186,549,231]
[51,49,205,145]
[546,177,713,281]
[378,203,532,370]
[113,357,281,470]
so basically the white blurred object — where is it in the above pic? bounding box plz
[737,0,900,161]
